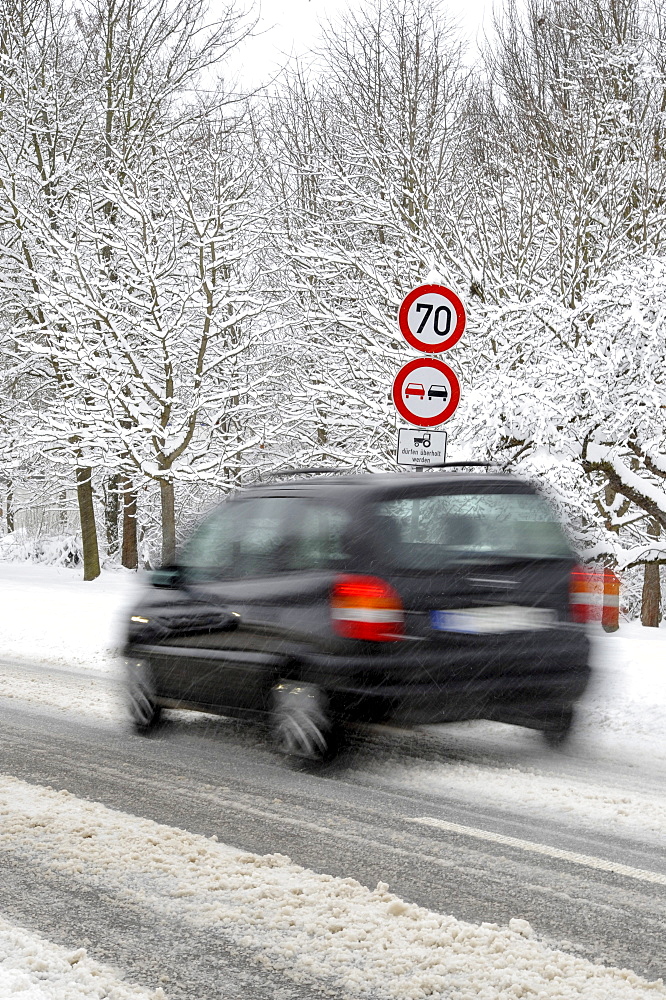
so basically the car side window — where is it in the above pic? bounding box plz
[180,502,247,581]
[236,499,292,578]
[282,502,351,572]
[181,498,292,581]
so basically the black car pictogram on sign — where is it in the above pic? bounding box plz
[427,384,448,401]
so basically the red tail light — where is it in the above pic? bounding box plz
[569,565,603,623]
[331,574,405,641]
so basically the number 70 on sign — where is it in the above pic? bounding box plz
[398,284,465,354]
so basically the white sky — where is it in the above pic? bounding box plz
[225,0,493,88]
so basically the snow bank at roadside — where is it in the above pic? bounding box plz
[0,563,139,673]
[1,775,664,1000]
[0,913,165,1000]
[581,624,666,748]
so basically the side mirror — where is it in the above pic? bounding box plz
[149,566,182,589]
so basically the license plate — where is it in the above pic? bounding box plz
[430,606,556,634]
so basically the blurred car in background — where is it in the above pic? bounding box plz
[123,469,591,762]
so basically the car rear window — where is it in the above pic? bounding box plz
[375,491,571,570]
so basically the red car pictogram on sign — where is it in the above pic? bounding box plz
[405,382,425,398]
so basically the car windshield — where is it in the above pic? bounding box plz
[375,490,572,569]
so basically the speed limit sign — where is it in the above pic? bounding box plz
[398,283,465,353]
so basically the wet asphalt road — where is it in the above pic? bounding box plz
[0,689,664,998]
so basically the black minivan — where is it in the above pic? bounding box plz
[123,470,591,761]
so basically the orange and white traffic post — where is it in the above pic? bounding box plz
[601,568,620,632]
[569,566,620,631]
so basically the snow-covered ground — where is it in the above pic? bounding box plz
[363,742,666,847]
[1,775,664,1000]
[0,563,140,674]
[582,621,666,753]
[0,914,165,1000]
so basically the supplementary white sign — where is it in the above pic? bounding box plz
[397,428,447,466]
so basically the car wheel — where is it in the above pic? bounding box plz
[271,681,337,763]
[126,659,162,733]
[542,706,575,748]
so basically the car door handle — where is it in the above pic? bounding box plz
[130,610,241,641]
[168,610,241,634]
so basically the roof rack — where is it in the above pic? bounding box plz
[251,462,496,485]
[435,461,493,468]
[270,466,356,479]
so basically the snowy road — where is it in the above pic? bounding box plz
[0,686,664,998]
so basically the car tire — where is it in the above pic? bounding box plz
[271,680,338,763]
[541,706,575,748]
[126,659,162,734]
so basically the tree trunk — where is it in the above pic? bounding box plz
[104,474,120,556]
[159,477,176,566]
[75,466,101,581]
[121,476,138,570]
[641,564,661,627]
[60,490,68,530]
[5,483,13,532]
[641,520,661,627]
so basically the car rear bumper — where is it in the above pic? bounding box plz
[302,628,591,726]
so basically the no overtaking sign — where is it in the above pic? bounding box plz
[392,357,460,427]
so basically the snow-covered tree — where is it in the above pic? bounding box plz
[259,0,473,469]
[0,0,261,574]
[23,128,277,564]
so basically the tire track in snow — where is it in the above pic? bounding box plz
[1,699,664,982]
